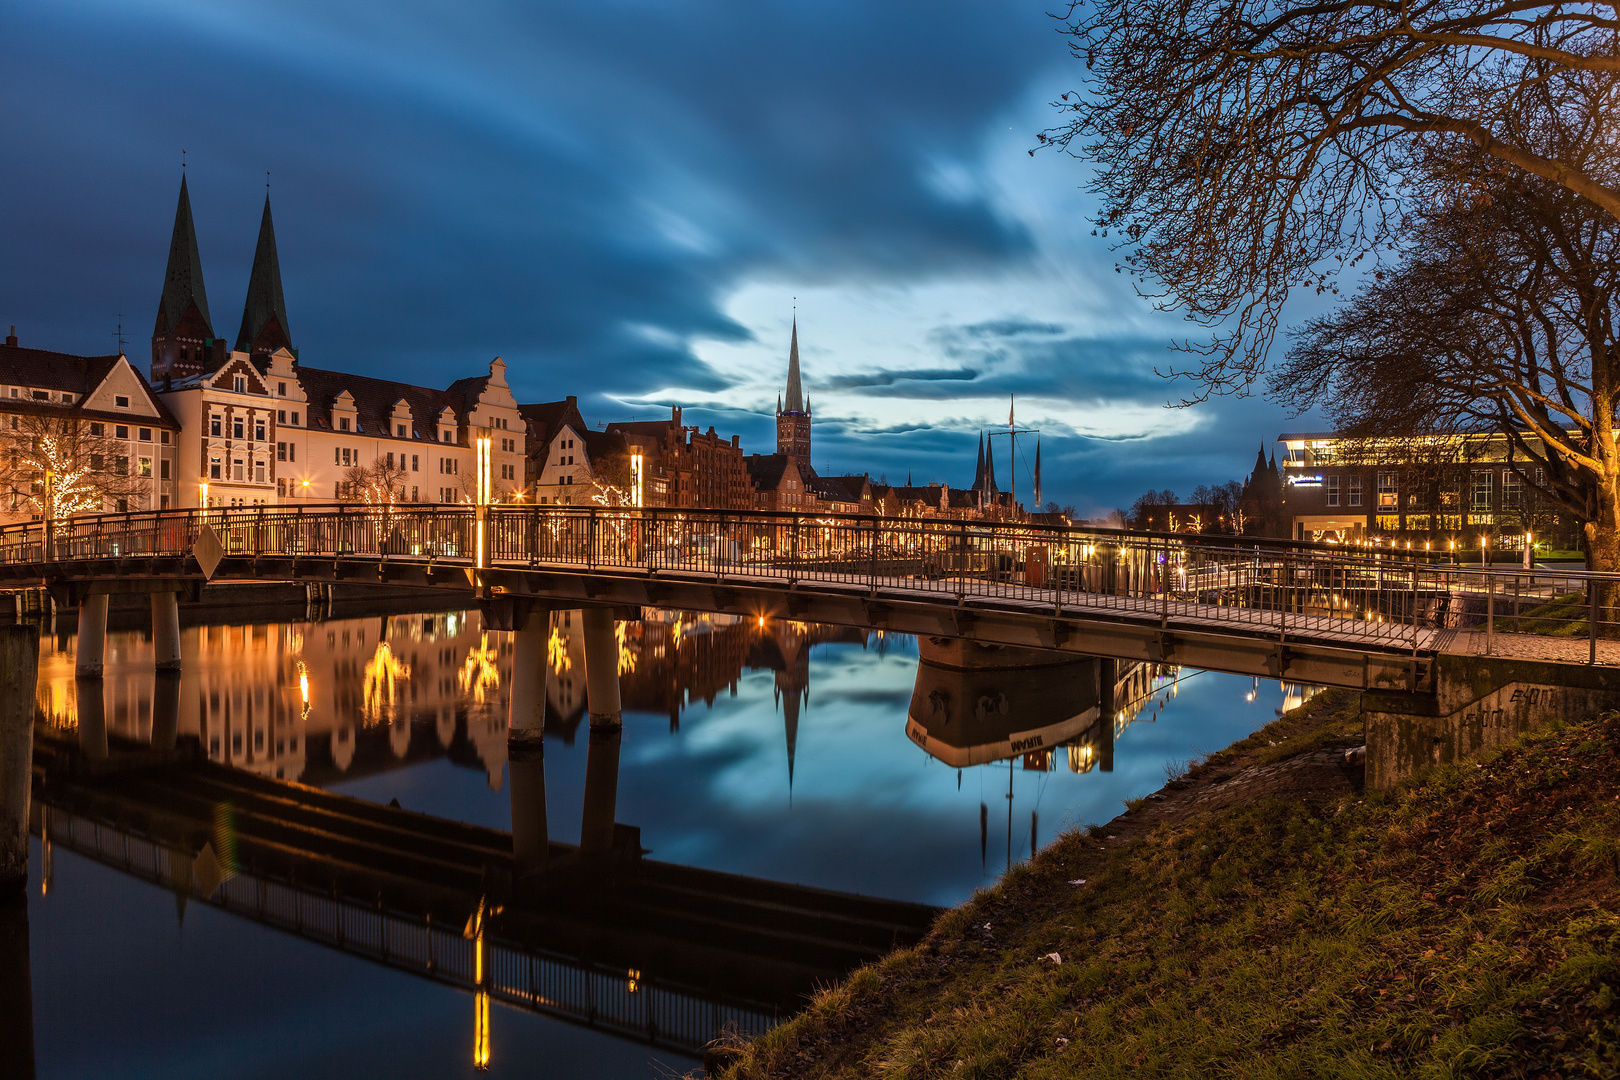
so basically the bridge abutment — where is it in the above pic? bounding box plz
[0,625,38,889]
[1362,655,1620,789]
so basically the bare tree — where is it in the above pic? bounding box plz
[343,457,409,534]
[1046,1,1620,398]
[1275,114,1620,569]
[0,411,148,519]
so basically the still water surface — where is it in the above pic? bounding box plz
[23,606,1313,1078]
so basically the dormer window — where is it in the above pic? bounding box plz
[278,382,287,396]
[396,424,406,437]
[114,395,130,408]
[339,417,350,431]
[442,428,451,442]
[60,393,73,403]
[234,376,246,394]
[31,390,47,401]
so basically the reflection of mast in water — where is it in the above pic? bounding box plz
[980,802,988,870]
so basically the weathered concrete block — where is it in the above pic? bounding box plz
[1363,654,1620,789]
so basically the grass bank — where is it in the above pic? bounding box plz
[715,695,1620,1078]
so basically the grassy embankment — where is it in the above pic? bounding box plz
[716,693,1620,1078]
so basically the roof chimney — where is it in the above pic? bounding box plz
[4,326,14,347]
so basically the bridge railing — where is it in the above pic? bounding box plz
[5,504,1619,659]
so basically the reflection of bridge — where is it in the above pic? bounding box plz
[29,728,938,1060]
[9,502,1620,783]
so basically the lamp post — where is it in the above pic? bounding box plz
[1524,531,1534,570]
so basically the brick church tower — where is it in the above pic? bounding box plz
[151,175,220,382]
[775,317,812,470]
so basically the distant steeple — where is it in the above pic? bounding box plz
[973,432,986,491]
[154,175,213,340]
[784,317,804,412]
[984,436,999,495]
[236,194,294,356]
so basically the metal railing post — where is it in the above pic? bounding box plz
[1486,574,1494,655]
[1591,582,1599,665]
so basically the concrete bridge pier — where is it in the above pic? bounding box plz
[151,591,182,672]
[580,606,623,857]
[75,593,108,679]
[507,609,548,750]
[1,625,39,890]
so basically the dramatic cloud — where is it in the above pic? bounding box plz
[0,0,1325,511]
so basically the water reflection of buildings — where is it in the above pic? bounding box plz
[34,606,882,792]
[36,612,515,787]
[905,640,1182,774]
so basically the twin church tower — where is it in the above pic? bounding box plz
[150,176,294,384]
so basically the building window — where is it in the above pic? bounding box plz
[115,425,128,439]
[1471,470,1493,511]
[113,456,129,475]
[396,424,406,437]
[411,455,419,472]
[410,486,418,502]
[255,421,266,441]
[339,417,350,431]
[1377,471,1397,508]
[277,478,286,496]
[277,410,286,423]
[1503,471,1523,509]
[278,382,286,396]
[160,495,169,509]
[277,442,287,461]
[89,422,104,436]
[255,462,265,483]
[287,443,295,462]
[211,415,222,437]
[161,430,170,444]
[1326,475,1340,507]
[138,457,152,478]
[290,412,299,426]
[114,395,129,408]
[233,376,246,393]
[138,427,152,441]
[231,418,243,439]
[1347,475,1362,507]
[386,452,395,469]
[233,458,245,481]
[210,457,221,479]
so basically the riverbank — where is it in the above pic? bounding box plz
[714,691,1620,1078]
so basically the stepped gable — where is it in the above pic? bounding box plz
[294,365,464,439]
[235,195,294,356]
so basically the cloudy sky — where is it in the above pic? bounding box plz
[1,0,1319,515]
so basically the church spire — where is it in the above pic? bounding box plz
[984,435,999,495]
[236,194,293,356]
[973,431,986,491]
[784,317,804,412]
[155,175,213,340]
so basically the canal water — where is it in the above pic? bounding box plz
[20,606,1313,1079]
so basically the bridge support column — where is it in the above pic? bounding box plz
[151,591,181,672]
[509,743,549,879]
[76,594,108,679]
[580,607,623,857]
[508,610,548,750]
[1,625,39,889]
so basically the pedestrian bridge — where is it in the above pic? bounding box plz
[5,505,1618,695]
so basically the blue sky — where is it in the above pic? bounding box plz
[0,0,1318,515]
